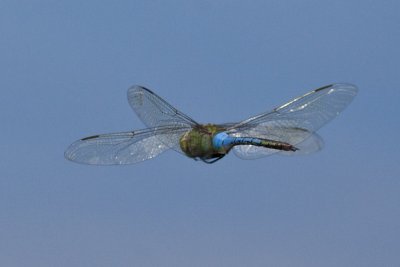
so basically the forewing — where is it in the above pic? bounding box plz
[229,83,358,133]
[127,85,198,128]
[64,126,188,165]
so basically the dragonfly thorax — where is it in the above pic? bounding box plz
[179,124,229,161]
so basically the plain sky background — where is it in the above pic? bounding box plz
[1,1,399,266]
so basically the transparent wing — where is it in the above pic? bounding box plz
[229,83,358,132]
[228,83,358,159]
[64,126,188,165]
[127,85,199,128]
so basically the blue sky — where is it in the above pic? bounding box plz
[1,1,399,266]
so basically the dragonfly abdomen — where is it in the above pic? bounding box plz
[213,132,298,152]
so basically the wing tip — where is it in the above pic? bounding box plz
[316,83,358,96]
[81,135,100,141]
[127,85,154,95]
[315,84,334,92]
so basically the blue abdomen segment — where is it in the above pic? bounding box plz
[212,132,262,150]
[212,131,297,152]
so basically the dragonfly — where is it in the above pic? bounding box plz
[65,83,358,165]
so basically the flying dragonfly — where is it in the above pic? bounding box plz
[65,83,358,165]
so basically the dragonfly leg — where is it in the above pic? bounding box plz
[201,155,225,164]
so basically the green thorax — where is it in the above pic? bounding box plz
[179,124,227,160]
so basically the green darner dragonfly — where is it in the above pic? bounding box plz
[65,83,358,164]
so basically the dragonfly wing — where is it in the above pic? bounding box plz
[232,128,324,159]
[64,126,188,165]
[228,83,356,159]
[229,83,358,133]
[228,83,357,158]
[127,85,198,128]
